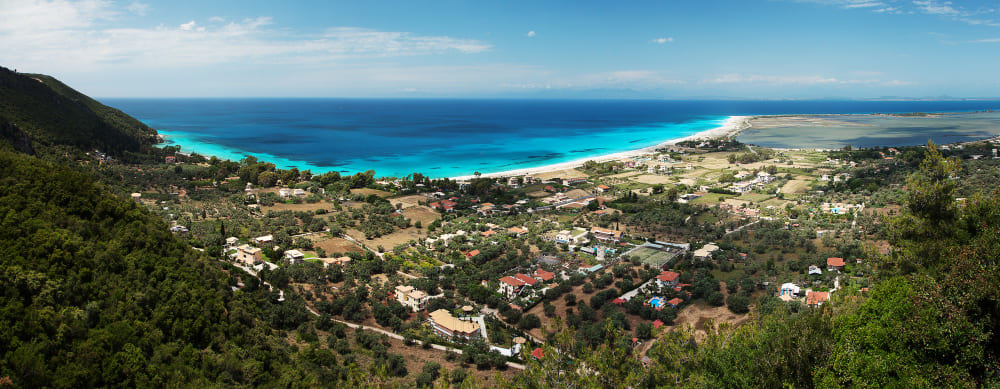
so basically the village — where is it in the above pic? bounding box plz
[119,136,1000,373]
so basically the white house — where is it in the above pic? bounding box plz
[395,285,432,312]
[284,249,305,262]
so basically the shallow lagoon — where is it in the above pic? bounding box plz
[739,111,1000,149]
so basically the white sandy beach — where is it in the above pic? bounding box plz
[450,116,752,180]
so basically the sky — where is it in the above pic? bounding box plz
[2,0,1000,98]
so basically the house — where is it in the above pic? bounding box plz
[284,249,305,262]
[170,225,188,233]
[514,273,538,288]
[692,243,719,261]
[429,200,457,212]
[667,298,684,308]
[563,177,587,185]
[590,227,623,243]
[395,285,431,312]
[224,237,240,249]
[556,228,589,244]
[779,283,801,297]
[656,271,681,288]
[531,348,545,360]
[465,249,480,258]
[427,309,481,342]
[508,226,528,237]
[235,245,262,265]
[321,256,352,269]
[498,276,526,299]
[596,184,611,193]
[253,235,274,245]
[533,269,556,282]
[292,188,307,197]
[806,291,830,307]
[808,265,823,275]
[278,188,292,198]
[827,257,846,271]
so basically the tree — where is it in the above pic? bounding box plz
[890,141,961,274]
[706,291,725,307]
[726,294,749,314]
[519,313,542,330]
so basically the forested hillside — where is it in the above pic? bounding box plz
[0,66,157,156]
[0,151,351,387]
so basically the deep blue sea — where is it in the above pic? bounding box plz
[102,99,1000,178]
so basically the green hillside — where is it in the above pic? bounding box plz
[0,67,157,155]
[0,151,356,387]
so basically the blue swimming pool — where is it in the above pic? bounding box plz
[649,297,664,308]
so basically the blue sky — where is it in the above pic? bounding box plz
[2,0,999,98]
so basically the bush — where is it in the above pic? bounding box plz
[518,313,541,330]
[726,294,750,314]
[706,291,725,306]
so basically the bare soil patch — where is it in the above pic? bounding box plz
[781,179,811,194]
[401,206,440,226]
[631,174,675,185]
[391,194,431,209]
[533,168,587,181]
[262,201,335,213]
[312,237,363,254]
[351,188,393,198]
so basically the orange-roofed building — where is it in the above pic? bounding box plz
[655,271,681,288]
[827,257,846,271]
[498,276,525,298]
[533,269,555,282]
[465,249,480,258]
[806,291,830,307]
[514,273,538,286]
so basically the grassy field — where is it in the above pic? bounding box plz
[629,246,677,268]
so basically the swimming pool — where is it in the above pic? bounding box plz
[648,297,664,308]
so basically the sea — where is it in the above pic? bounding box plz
[102,98,1000,178]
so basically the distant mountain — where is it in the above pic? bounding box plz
[0,66,157,155]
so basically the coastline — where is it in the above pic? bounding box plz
[449,116,751,180]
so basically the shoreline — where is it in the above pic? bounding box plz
[449,116,751,180]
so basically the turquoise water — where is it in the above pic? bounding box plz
[103,99,1000,178]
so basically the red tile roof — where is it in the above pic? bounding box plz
[806,291,830,306]
[652,319,664,328]
[656,271,680,283]
[827,257,846,267]
[466,249,480,258]
[667,298,684,307]
[533,269,555,281]
[499,276,524,287]
[532,348,544,359]
[612,298,626,305]
[515,273,537,286]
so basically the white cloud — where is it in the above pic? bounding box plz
[971,37,1000,42]
[526,30,536,37]
[0,0,493,73]
[651,37,674,44]
[0,0,115,32]
[209,16,225,23]
[126,1,148,16]
[913,0,959,15]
